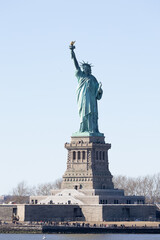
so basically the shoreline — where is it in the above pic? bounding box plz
[43,225,160,234]
[0,222,160,234]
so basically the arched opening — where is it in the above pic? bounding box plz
[103,151,105,160]
[78,151,81,160]
[99,151,102,160]
[96,151,98,160]
[73,151,76,160]
[82,151,85,160]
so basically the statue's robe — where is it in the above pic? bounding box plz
[75,68,102,133]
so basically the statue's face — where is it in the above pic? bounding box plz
[82,65,91,75]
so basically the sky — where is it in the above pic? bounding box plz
[0,0,160,195]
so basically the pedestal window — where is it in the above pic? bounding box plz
[73,151,76,160]
[78,151,81,160]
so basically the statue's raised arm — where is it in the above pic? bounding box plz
[69,41,80,70]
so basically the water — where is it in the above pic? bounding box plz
[0,234,160,240]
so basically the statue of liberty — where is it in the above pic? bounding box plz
[69,42,103,136]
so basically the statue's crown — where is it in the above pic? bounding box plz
[80,61,93,68]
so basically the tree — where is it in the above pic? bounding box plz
[5,181,30,204]
[113,173,160,204]
[36,182,55,196]
[8,178,63,201]
[35,178,62,196]
[53,178,62,189]
[12,181,29,196]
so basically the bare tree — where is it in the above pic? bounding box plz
[53,178,62,189]
[36,182,55,195]
[7,178,62,202]
[5,181,30,204]
[113,173,160,204]
[35,178,62,196]
[12,181,29,196]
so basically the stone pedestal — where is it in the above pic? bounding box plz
[61,136,114,190]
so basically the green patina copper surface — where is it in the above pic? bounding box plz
[70,42,104,137]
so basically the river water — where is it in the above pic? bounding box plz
[0,234,160,240]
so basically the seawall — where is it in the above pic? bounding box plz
[1,224,160,234]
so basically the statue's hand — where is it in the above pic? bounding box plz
[69,45,75,51]
[71,50,75,58]
[96,82,103,100]
[69,45,73,50]
[99,82,102,88]
[70,48,75,59]
[98,82,102,92]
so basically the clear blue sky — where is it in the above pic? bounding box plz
[0,0,160,195]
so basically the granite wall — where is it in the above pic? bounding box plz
[103,204,157,221]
